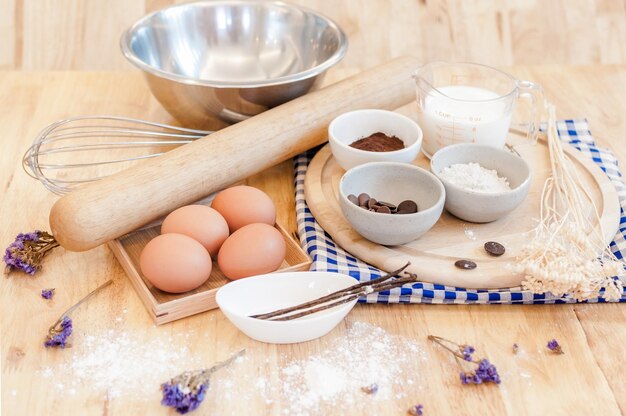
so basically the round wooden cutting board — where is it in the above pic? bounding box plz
[304,136,621,289]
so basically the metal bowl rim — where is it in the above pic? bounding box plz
[120,0,348,88]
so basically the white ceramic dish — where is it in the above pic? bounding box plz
[430,143,531,223]
[215,271,357,344]
[328,109,423,171]
[338,161,445,245]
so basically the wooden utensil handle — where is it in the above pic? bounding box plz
[50,56,420,251]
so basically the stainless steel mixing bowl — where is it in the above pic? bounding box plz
[120,0,347,128]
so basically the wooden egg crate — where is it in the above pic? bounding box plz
[108,218,311,325]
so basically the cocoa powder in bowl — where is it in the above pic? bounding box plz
[349,132,405,152]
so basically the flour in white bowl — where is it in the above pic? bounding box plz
[440,162,511,193]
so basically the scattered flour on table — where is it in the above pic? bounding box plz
[463,225,477,241]
[36,321,426,413]
[39,328,208,399]
[210,321,428,415]
[440,162,511,193]
[509,345,534,387]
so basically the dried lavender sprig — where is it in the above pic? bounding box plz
[462,345,475,361]
[460,359,500,385]
[407,404,424,415]
[4,230,58,275]
[547,339,564,354]
[427,335,473,361]
[44,316,72,348]
[251,262,412,319]
[361,383,379,395]
[161,349,245,414]
[41,288,55,300]
[44,280,112,348]
[428,335,501,385]
[265,274,419,321]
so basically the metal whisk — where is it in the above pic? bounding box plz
[23,116,211,195]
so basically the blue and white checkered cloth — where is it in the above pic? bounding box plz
[294,120,626,304]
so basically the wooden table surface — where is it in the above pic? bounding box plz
[1,66,626,415]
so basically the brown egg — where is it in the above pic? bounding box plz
[161,205,229,257]
[217,223,286,280]
[139,233,212,293]
[211,185,276,232]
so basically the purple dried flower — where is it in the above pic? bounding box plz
[460,372,474,385]
[475,359,501,383]
[547,339,564,354]
[161,381,208,414]
[3,230,58,275]
[428,335,501,386]
[43,280,112,350]
[361,383,379,395]
[407,404,424,415]
[23,231,40,240]
[462,345,475,361]
[512,343,519,354]
[41,288,55,300]
[161,350,245,414]
[459,359,501,384]
[44,316,72,348]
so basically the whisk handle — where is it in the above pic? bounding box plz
[50,56,419,251]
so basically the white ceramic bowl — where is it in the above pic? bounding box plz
[430,143,531,223]
[328,109,423,171]
[338,162,445,245]
[215,271,357,344]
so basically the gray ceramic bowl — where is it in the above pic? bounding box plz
[121,0,347,128]
[430,143,531,223]
[339,162,446,246]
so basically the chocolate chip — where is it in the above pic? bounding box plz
[484,241,505,256]
[396,200,418,214]
[350,194,418,215]
[454,259,477,270]
[378,201,397,210]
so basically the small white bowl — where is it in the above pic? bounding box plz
[430,143,531,223]
[215,271,357,344]
[328,109,423,171]
[339,162,445,245]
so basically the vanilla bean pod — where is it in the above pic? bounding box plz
[250,262,411,320]
[263,273,419,321]
[267,294,362,321]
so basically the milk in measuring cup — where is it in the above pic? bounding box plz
[417,86,513,157]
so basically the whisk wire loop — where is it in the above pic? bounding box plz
[23,116,211,195]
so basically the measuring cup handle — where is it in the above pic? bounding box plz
[517,80,545,142]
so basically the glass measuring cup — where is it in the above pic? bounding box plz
[414,62,543,157]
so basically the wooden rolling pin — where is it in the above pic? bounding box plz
[50,56,420,251]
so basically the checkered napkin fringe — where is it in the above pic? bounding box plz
[294,120,626,304]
